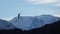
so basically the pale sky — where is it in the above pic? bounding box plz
[0,0,60,21]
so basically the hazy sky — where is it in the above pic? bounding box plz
[0,0,60,20]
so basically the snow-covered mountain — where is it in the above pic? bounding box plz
[0,19,15,30]
[10,15,60,31]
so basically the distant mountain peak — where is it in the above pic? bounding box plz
[0,19,15,30]
[10,14,60,31]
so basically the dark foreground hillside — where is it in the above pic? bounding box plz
[0,21,60,34]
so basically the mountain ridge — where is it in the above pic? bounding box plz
[10,14,60,31]
[0,19,16,30]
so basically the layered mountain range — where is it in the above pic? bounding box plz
[0,15,60,34]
